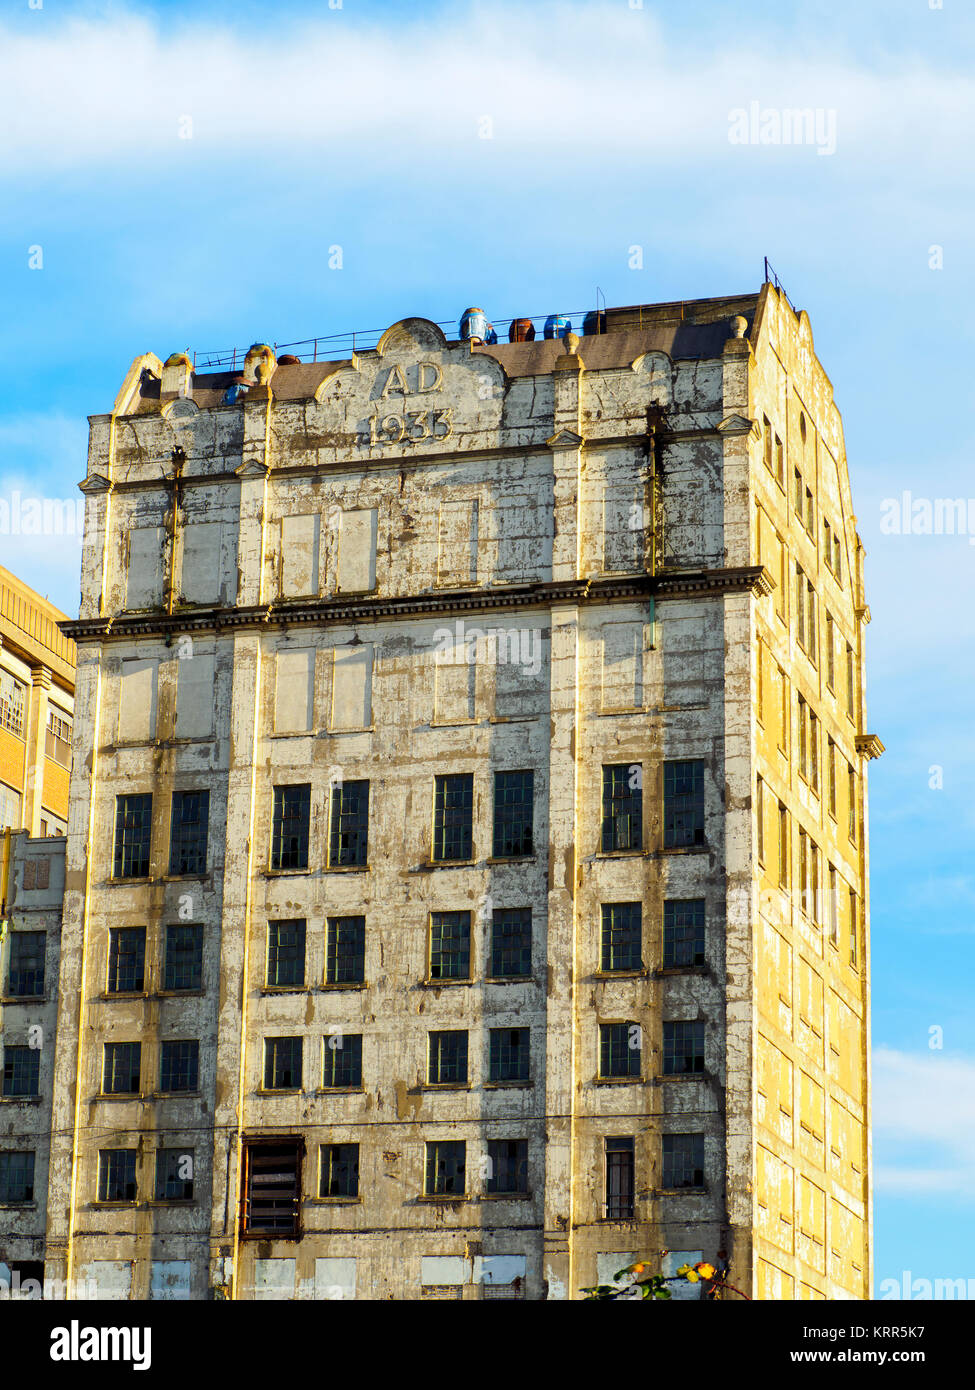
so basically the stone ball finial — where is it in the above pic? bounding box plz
[564,331,580,355]
[730,315,748,339]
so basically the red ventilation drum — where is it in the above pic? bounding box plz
[508,318,536,343]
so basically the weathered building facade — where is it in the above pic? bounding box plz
[16,287,877,1299]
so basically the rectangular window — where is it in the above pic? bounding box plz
[8,932,45,997]
[778,667,788,752]
[326,916,366,985]
[756,776,765,865]
[662,1133,705,1189]
[829,865,839,945]
[833,534,842,583]
[429,911,471,981]
[826,612,835,689]
[757,640,765,723]
[328,780,369,867]
[798,694,808,776]
[425,1140,465,1196]
[46,709,72,767]
[492,770,534,858]
[810,842,821,924]
[828,739,837,817]
[98,1149,137,1203]
[799,828,808,910]
[267,919,305,988]
[264,1037,302,1091]
[322,1033,362,1089]
[486,1139,529,1195]
[601,764,642,852]
[795,563,806,648]
[320,1143,359,1198]
[824,517,832,567]
[164,924,203,992]
[763,416,773,471]
[155,1148,194,1200]
[806,579,817,662]
[428,1030,468,1085]
[663,899,706,968]
[846,643,855,718]
[242,1139,301,1235]
[600,902,642,972]
[775,436,784,488]
[102,1041,140,1095]
[1,1047,40,1098]
[271,785,311,871]
[107,927,146,994]
[663,1021,705,1075]
[114,793,152,878]
[663,759,705,848]
[605,1137,635,1220]
[490,908,532,979]
[160,1041,199,1093]
[0,671,26,738]
[778,802,789,888]
[848,764,857,841]
[805,486,815,536]
[169,790,209,875]
[489,1028,530,1083]
[849,889,859,967]
[0,1150,35,1203]
[432,773,474,862]
[599,1022,641,1079]
[794,467,803,518]
[809,712,819,793]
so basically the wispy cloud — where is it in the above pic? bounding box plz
[873,1047,975,1201]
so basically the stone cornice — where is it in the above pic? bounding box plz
[59,564,772,644]
[855,733,885,761]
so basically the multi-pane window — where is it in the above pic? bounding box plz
[605,1137,635,1220]
[264,1037,302,1091]
[322,1033,362,1089]
[0,672,26,738]
[486,1139,529,1195]
[425,1140,466,1196]
[98,1149,137,1203]
[778,802,789,888]
[489,1028,530,1083]
[848,764,857,841]
[2,1047,40,1098]
[663,900,706,968]
[267,920,305,988]
[320,1143,359,1198]
[428,1030,468,1085]
[663,1021,705,1075]
[271,784,311,871]
[0,1150,35,1203]
[662,1133,705,1189]
[114,794,152,878]
[663,760,705,848]
[432,773,474,862]
[599,1022,641,1079]
[46,709,72,766]
[492,771,534,857]
[160,1041,199,1093]
[490,908,532,979]
[328,780,369,867]
[155,1148,194,1200]
[600,903,642,972]
[103,1042,140,1095]
[8,932,45,997]
[601,764,642,852]
[242,1140,301,1235]
[164,924,203,992]
[429,911,471,981]
[169,790,210,875]
[326,916,366,985]
[107,927,145,994]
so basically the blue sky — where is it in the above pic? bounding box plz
[2,0,973,1293]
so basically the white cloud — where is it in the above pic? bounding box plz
[873,1047,975,1200]
[1,5,972,182]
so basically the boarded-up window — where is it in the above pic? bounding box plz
[275,648,315,733]
[314,1258,357,1301]
[494,626,546,718]
[601,622,643,710]
[22,858,50,891]
[80,1261,133,1301]
[330,645,373,730]
[180,523,222,605]
[119,659,157,742]
[496,497,535,581]
[437,499,478,586]
[434,639,475,723]
[126,527,164,610]
[603,484,643,572]
[174,652,215,739]
[150,1261,191,1301]
[253,1258,296,1301]
[662,615,706,704]
[281,515,321,597]
[337,510,377,593]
